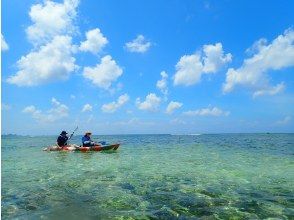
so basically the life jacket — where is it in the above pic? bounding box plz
[57,135,68,146]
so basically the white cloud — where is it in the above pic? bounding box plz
[1,34,9,51]
[245,38,267,55]
[276,116,292,125]
[173,53,203,86]
[82,104,93,112]
[70,94,76,99]
[136,93,161,112]
[79,28,108,54]
[8,0,79,86]
[166,101,183,114]
[2,103,11,111]
[156,71,168,96]
[184,107,230,117]
[51,98,61,106]
[26,0,79,45]
[83,55,123,90]
[101,94,129,113]
[125,35,151,53]
[223,29,294,96]
[174,43,231,86]
[23,106,38,114]
[7,35,76,86]
[202,43,232,73]
[253,82,285,98]
[23,98,69,122]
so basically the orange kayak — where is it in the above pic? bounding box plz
[43,144,120,152]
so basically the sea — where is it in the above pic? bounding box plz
[1,134,294,219]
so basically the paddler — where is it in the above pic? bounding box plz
[82,131,97,147]
[57,131,69,147]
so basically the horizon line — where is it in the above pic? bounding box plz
[2,132,294,137]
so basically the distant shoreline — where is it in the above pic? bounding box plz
[2,132,294,137]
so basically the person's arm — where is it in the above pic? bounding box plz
[89,137,96,145]
[82,136,91,145]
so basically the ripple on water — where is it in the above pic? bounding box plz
[2,134,294,219]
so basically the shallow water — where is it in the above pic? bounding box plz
[2,134,294,219]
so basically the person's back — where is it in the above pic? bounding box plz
[57,131,68,147]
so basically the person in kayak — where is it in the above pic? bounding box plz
[82,131,97,147]
[57,131,69,147]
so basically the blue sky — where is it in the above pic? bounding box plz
[2,0,294,135]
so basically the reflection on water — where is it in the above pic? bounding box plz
[2,134,294,219]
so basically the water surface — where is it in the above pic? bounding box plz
[2,134,294,219]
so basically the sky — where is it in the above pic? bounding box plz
[1,0,294,135]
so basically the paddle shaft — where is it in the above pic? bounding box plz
[68,126,78,142]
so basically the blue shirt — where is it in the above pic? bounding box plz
[82,135,92,146]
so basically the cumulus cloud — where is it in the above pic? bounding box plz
[136,93,161,112]
[223,29,294,97]
[1,34,9,51]
[83,55,123,90]
[7,35,76,86]
[276,116,292,125]
[82,104,93,112]
[79,28,108,54]
[174,43,231,86]
[7,0,79,87]
[202,43,232,73]
[26,0,79,45]
[166,101,183,114]
[184,107,230,117]
[174,53,203,86]
[23,98,69,122]
[245,38,267,55]
[101,94,129,113]
[125,35,151,53]
[156,71,168,97]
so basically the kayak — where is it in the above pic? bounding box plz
[77,144,120,152]
[43,144,120,152]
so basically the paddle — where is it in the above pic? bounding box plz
[68,126,78,142]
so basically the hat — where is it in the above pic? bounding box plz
[61,131,68,135]
[85,131,92,135]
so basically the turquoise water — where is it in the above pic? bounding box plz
[2,134,294,219]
